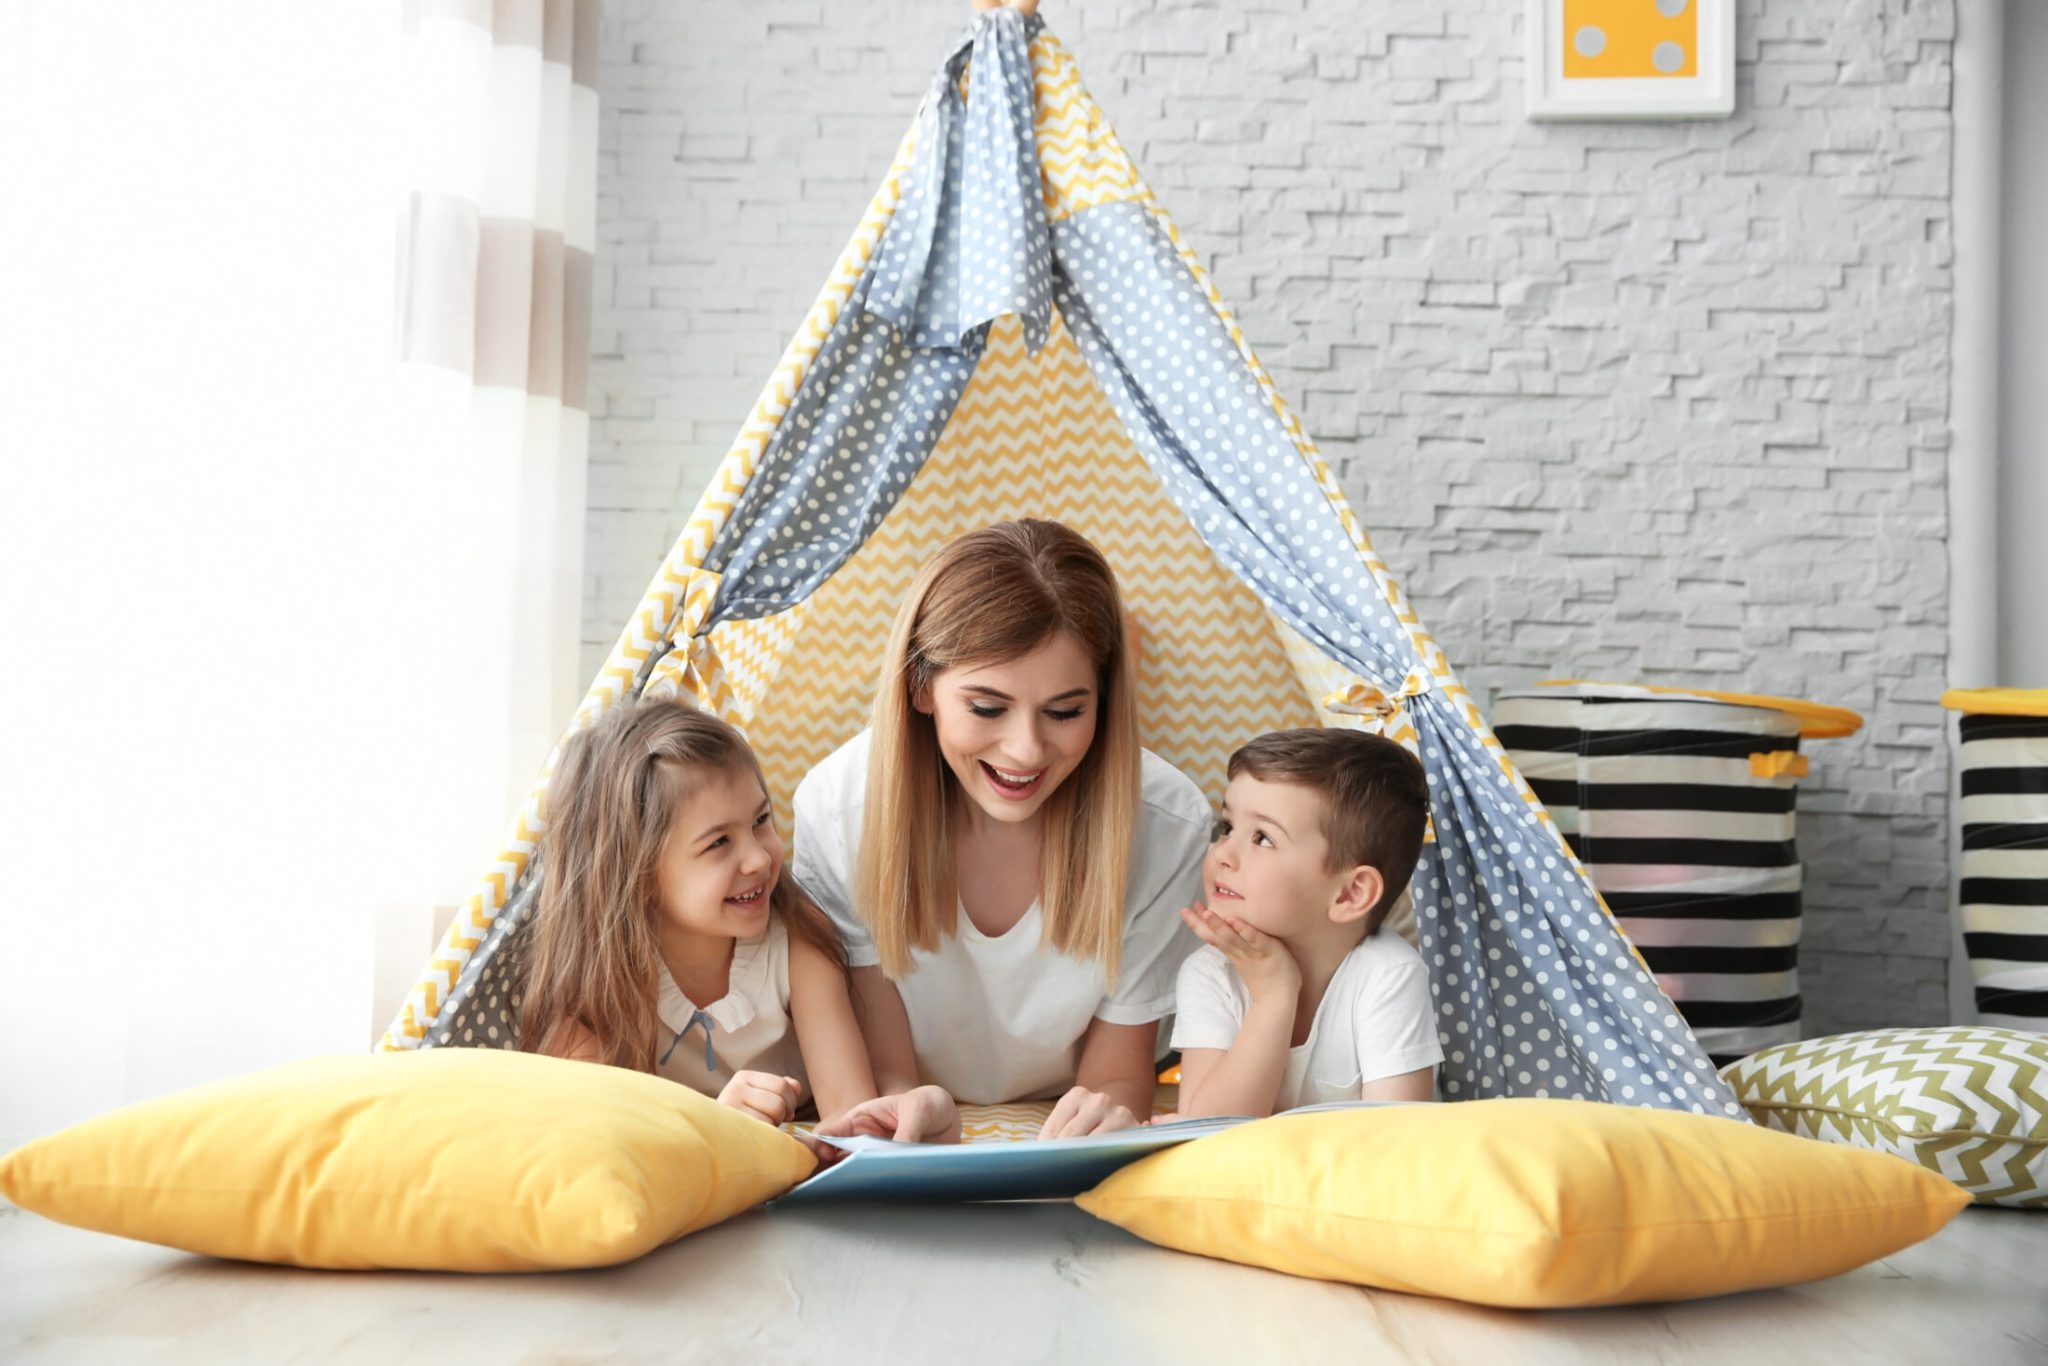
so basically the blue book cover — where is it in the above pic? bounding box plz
[775,1102,1400,1206]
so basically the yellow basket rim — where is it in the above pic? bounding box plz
[1940,688,2048,718]
[1529,679,1865,739]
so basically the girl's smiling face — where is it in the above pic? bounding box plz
[653,764,784,942]
[922,632,1100,827]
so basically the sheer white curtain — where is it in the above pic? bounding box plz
[2,1,420,1117]
[385,0,599,1014]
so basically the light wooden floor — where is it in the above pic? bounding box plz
[3,1200,2043,1364]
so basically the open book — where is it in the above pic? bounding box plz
[776,1101,1398,1206]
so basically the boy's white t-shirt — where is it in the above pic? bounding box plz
[791,729,1209,1106]
[653,914,808,1101]
[1171,932,1443,1110]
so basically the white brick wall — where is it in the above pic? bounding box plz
[587,0,1956,1035]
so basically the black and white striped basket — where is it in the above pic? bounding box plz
[1944,690,2048,1032]
[1496,682,1861,1065]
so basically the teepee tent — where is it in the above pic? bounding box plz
[383,10,1742,1118]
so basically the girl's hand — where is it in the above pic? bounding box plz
[815,1085,962,1144]
[1181,903,1302,1005]
[1038,1086,1140,1140]
[972,0,1039,13]
[717,1070,803,1126]
[790,1130,850,1169]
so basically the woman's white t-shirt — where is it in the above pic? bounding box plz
[653,914,808,1102]
[1171,932,1443,1110]
[792,729,1210,1106]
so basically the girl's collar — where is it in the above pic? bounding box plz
[656,922,775,1036]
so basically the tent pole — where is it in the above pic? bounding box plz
[1947,0,2004,1026]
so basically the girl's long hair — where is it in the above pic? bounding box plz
[520,695,841,1070]
[856,519,1142,981]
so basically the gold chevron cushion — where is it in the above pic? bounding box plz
[0,1050,816,1270]
[1722,1026,2047,1209]
[1075,1099,1969,1308]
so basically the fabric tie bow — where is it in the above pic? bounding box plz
[641,566,734,717]
[1322,665,1433,731]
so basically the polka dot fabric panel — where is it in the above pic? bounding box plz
[697,286,982,622]
[869,8,1052,357]
[695,7,1050,626]
[433,882,535,1050]
[1052,199,1739,1116]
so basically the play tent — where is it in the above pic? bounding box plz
[382,10,1742,1117]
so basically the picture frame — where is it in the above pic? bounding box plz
[1525,0,1736,121]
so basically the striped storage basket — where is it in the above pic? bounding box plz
[1944,690,2048,1032]
[1496,682,1862,1064]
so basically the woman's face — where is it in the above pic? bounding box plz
[921,631,1101,827]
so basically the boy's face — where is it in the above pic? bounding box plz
[1204,773,1354,940]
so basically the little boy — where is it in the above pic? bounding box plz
[1172,728,1441,1117]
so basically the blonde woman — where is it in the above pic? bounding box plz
[796,520,1210,1139]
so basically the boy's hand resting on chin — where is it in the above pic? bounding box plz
[1182,903,1302,1004]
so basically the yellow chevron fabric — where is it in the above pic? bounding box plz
[1723,1026,2048,1208]
[957,1082,1181,1144]
[959,1102,1056,1144]
[1030,32,1145,221]
[745,310,1322,828]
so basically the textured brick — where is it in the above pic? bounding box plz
[586,0,1957,1036]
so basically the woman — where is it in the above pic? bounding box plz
[795,520,1210,1139]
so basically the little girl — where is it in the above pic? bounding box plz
[519,694,959,1139]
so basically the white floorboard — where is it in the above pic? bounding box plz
[2,1200,2044,1364]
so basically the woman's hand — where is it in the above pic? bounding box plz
[1182,903,1302,1006]
[972,0,1039,14]
[717,1070,803,1126]
[815,1084,963,1144]
[1038,1085,1141,1139]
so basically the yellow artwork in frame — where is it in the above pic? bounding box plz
[1527,0,1734,120]
[1562,0,1699,79]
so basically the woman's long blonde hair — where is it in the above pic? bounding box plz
[857,519,1142,980]
[520,695,841,1070]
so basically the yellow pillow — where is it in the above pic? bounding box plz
[0,1049,815,1271]
[1076,1099,1968,1308]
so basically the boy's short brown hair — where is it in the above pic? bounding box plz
[1227,728,1429,933]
